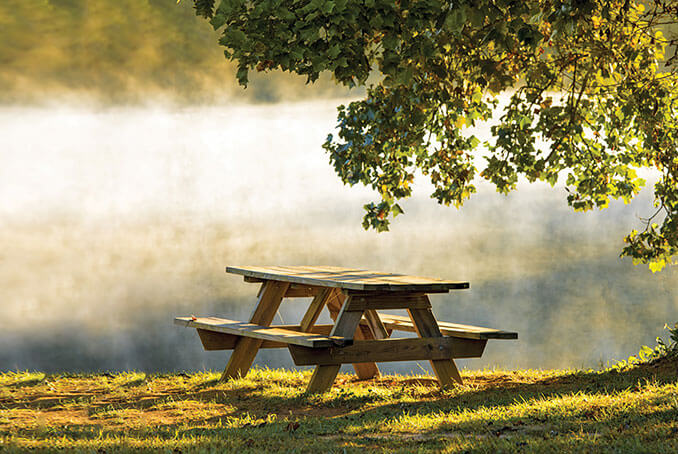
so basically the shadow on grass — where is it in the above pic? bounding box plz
[130,360,677,453]
[21,358,676,413]
[6,377,45,389]
[3,358,676,452]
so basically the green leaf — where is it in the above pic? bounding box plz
[327,44,341,59]
[236,65,249,86]
[190,0,678,270]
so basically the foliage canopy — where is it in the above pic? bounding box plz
[190,0,678,271]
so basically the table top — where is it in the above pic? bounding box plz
[226,265,469,292]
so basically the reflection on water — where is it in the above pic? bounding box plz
[1,101,676,374]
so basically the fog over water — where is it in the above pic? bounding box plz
[1,100,676,375]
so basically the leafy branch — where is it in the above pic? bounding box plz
[188,0,678,271]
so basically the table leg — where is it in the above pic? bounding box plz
[364,309,389,340]
[407,297,463,387]
[326,290,381,380]
[221,280,290,381]
[299,287,332,332]
[306,296,364,393]
[306,364,342,393]
[297,287,335,390]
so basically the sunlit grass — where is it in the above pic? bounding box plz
[1,359,676,453]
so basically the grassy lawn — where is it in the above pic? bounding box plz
[1,358,676,453]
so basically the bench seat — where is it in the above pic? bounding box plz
[174,316,351,348]
[377,314,518,340]
[176,316,492,366]
[176,313,516,353]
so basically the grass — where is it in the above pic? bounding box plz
[0,358,677,453]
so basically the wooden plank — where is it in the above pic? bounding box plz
[346,324,381,379]
[256,281,266,298]
[344,294,431,311]
[377,314,518,340]
[221,281,289,380]
[198,328,266,350]
[197,320,390,349]
[326,290,380,379]
[197,328,242,350]
[297,287,339,393]
[329,302,364,338]
[408,300,464,386]
[244,276,264,283]
[363,310,389,340]
[199,317,513,350]
[299,288,331,331]
[289,337,487,366]
[306,295,364,393]
[176,317,349,348]
[285,284,322,298]
[306,365,341,393]
[196,324,337,350]
[248,281,290,324]
[226,265,469,292]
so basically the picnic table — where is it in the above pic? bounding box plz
[175,265,517,393]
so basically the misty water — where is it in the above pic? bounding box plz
[1,100,676,375]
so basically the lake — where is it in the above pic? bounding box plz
[1,101,676,375]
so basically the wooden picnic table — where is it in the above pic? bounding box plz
[175,265,517,393]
